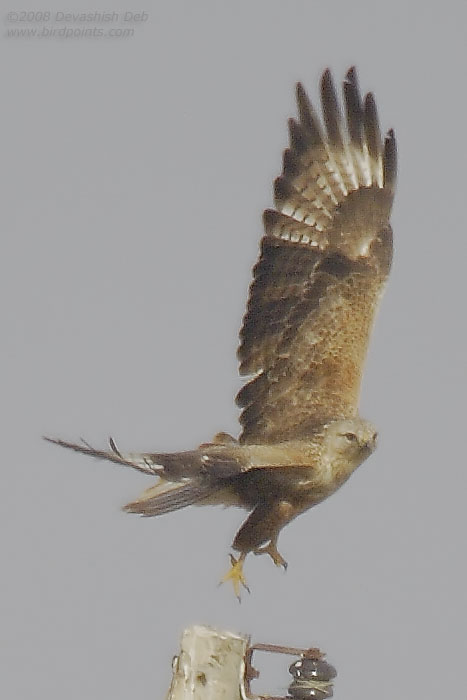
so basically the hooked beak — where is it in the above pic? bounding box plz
[364,431,378,452]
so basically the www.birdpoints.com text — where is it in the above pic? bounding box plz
[4,10,149,39]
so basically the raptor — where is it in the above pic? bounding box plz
[47,67,396,597]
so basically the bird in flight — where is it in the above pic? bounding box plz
[47,67,396,598]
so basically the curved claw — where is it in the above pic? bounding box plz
[254,542,288,570]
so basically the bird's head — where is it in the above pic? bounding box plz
[322,417,378,474]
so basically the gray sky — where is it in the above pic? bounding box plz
[2,2,467,699]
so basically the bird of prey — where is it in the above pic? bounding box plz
[47,67,396,597]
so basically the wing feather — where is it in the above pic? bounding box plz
[383,129,397,196]
[363,92,383,185]
[237,68,396,444]
[344,67,364,152]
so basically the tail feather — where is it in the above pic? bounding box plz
[123,480,216,516]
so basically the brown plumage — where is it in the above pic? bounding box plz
[46,67,396,597]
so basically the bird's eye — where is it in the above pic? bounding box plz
[343,432,358,442]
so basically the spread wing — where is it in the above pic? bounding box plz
[237,68,396,445]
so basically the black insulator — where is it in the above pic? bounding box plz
[289,658,337,681]
[288,681,334,700]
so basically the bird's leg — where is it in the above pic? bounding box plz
[232,499,296,572]
[224,500,300,598]
[254,537,288,570]
[221,553,250,600]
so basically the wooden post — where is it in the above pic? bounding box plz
[166,625,249,700]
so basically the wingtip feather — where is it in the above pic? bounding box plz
[363,91,383,185]
[320,68,343,147]
[383,128,397,195]
[345,66,358,84]
[44,434,159,475]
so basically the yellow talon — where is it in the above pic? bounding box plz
[221,553,250,600]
